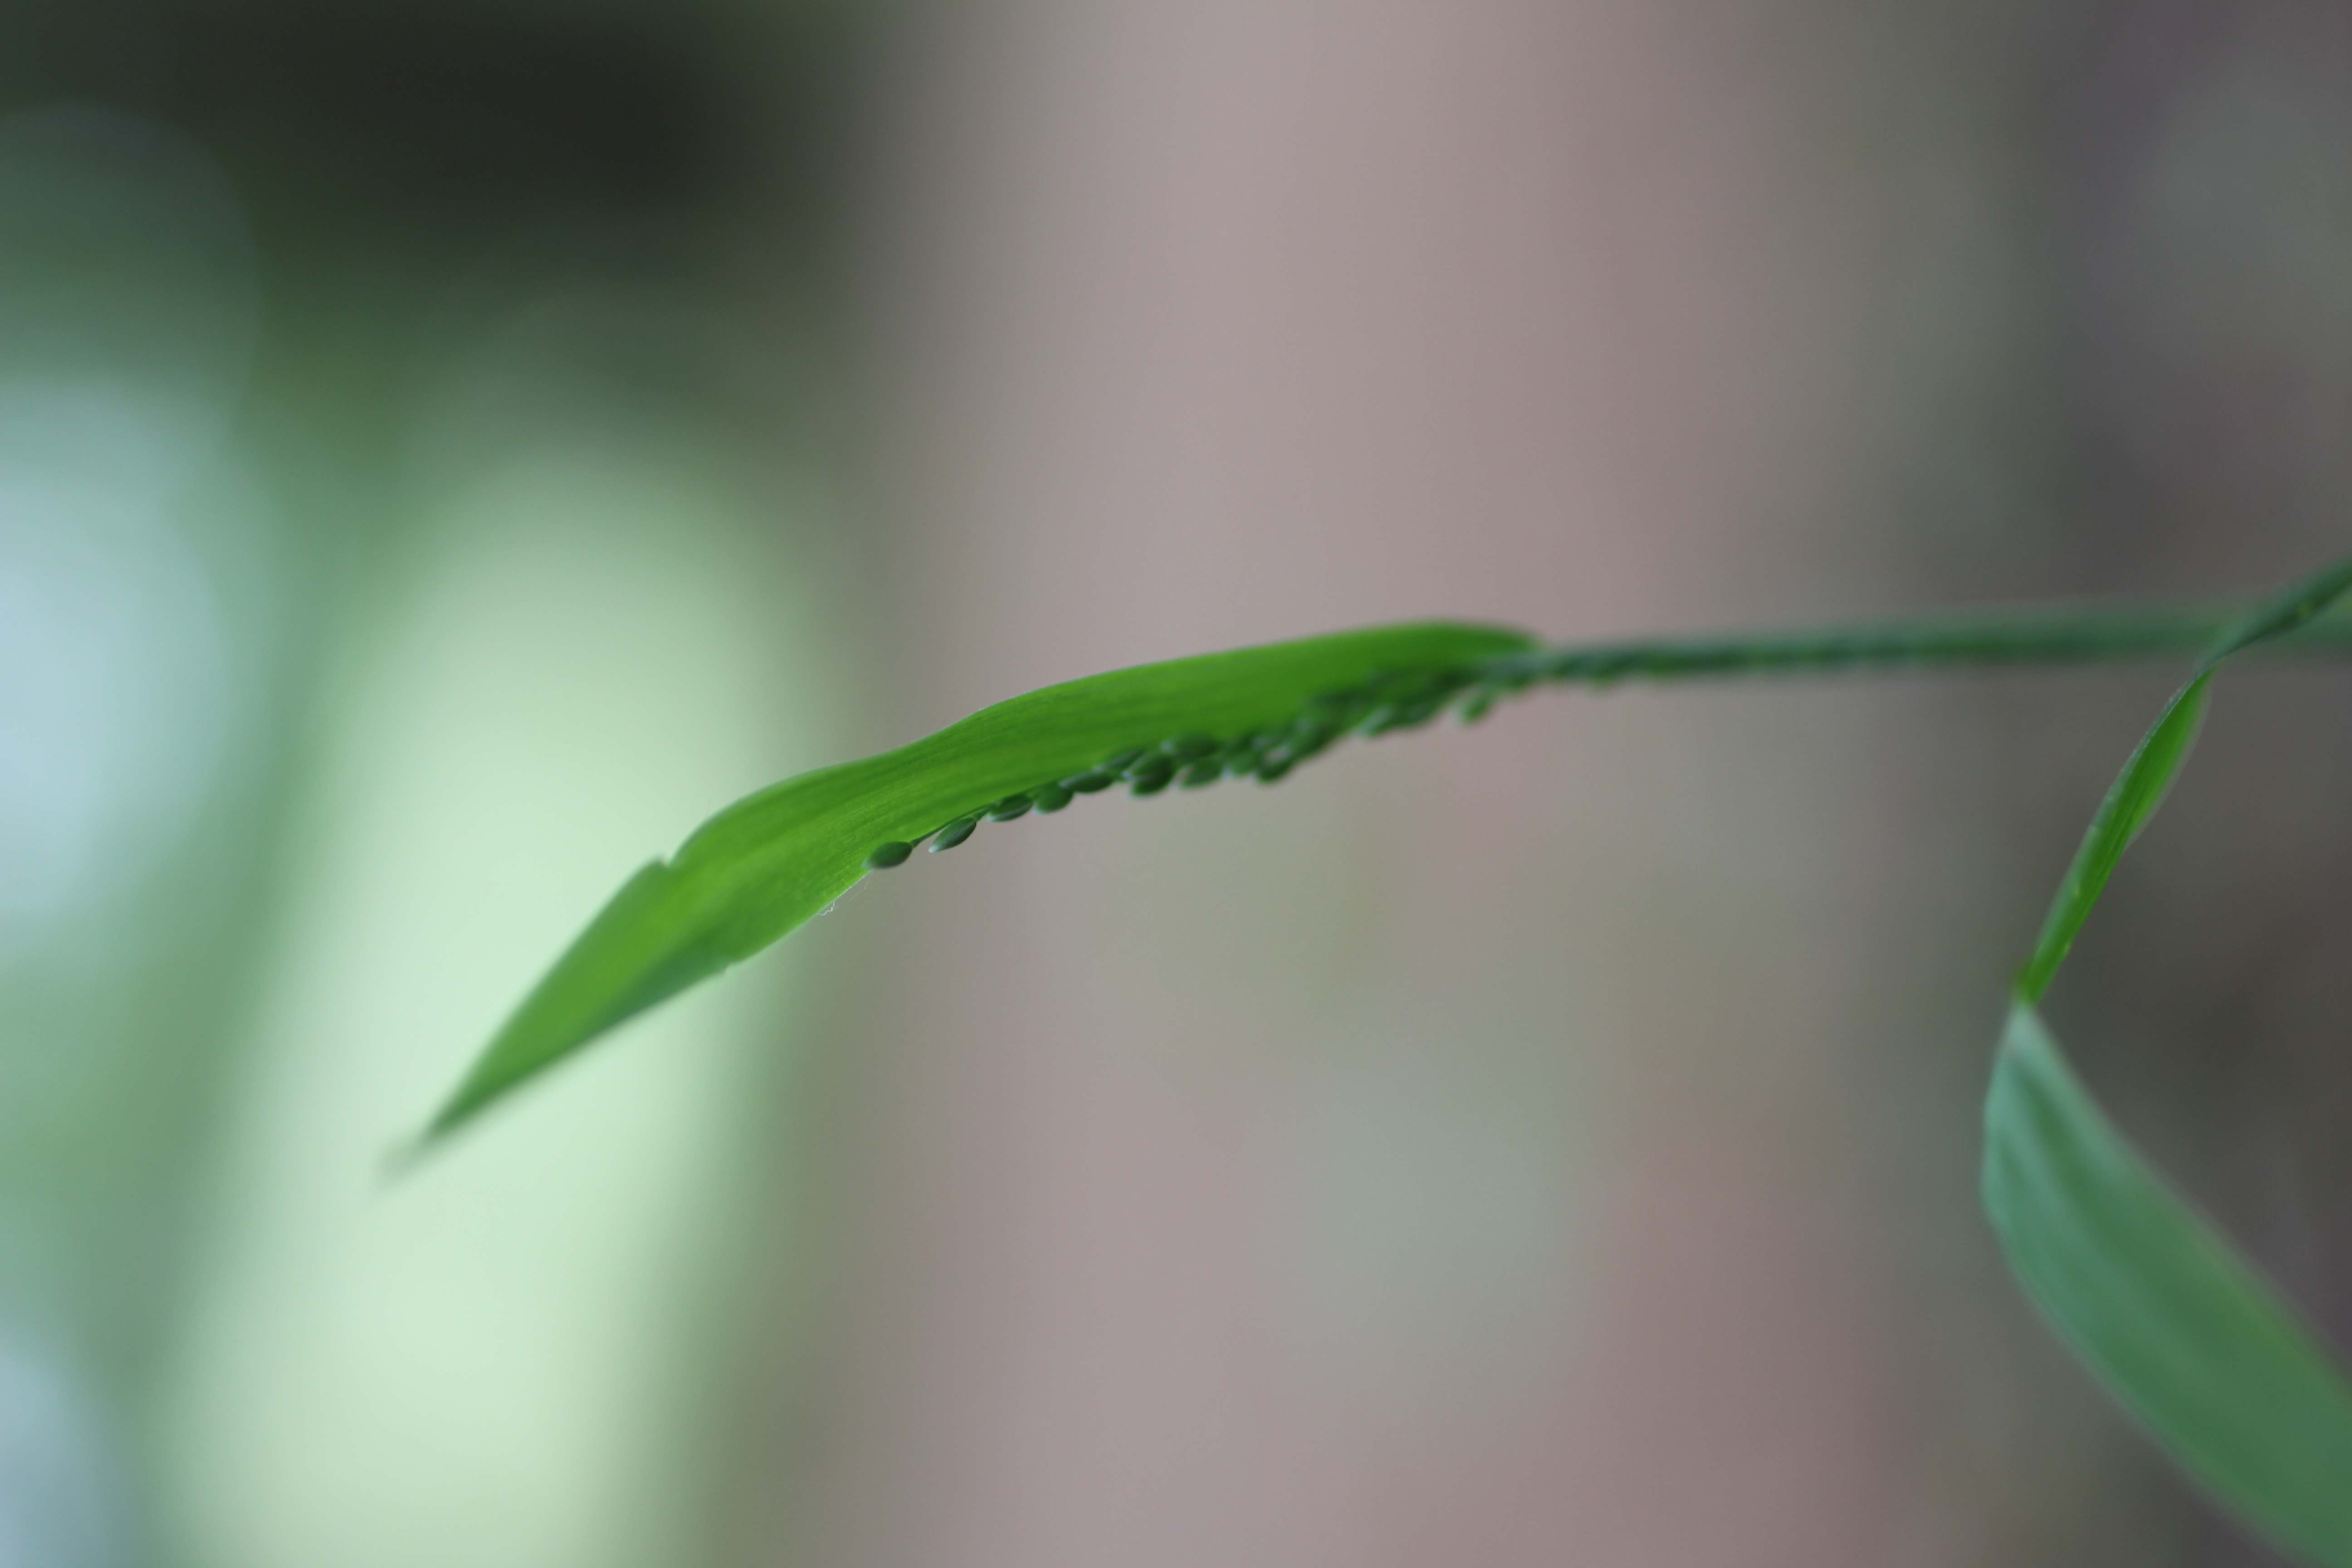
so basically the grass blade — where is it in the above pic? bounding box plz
[420,620,1535,1142]
[2015,674,2210,1003]
[2016,550,2352,1004]
[422,575,2352,1147]
[1986,549,2352,1562]
[1985,1004,2352,1565]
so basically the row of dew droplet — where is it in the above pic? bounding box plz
[862,657,1547,872]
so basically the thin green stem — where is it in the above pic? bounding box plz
[1485,603,2352,687]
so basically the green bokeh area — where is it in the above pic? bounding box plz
[0,5,862,1565]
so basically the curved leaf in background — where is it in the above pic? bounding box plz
[1986,1004,2352,1565]
[1984,549,2352,1567]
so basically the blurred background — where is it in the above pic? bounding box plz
[5,0,2352,1564]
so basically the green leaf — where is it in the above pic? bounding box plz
[2014,673,2210,1003]
[424,576,2352,1149]
[420,619,1536,1143]
[1984,1003,2352,1565]
[1985,550,2352,1563]
[2017,549,2352,1004]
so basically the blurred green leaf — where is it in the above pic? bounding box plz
[1987,549,2352,1565]
[1985,1004,2352,1565]
[421,619,1536,1142]
[2015,673,2210,1003]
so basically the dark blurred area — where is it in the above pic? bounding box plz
[2,2,2350,1566]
